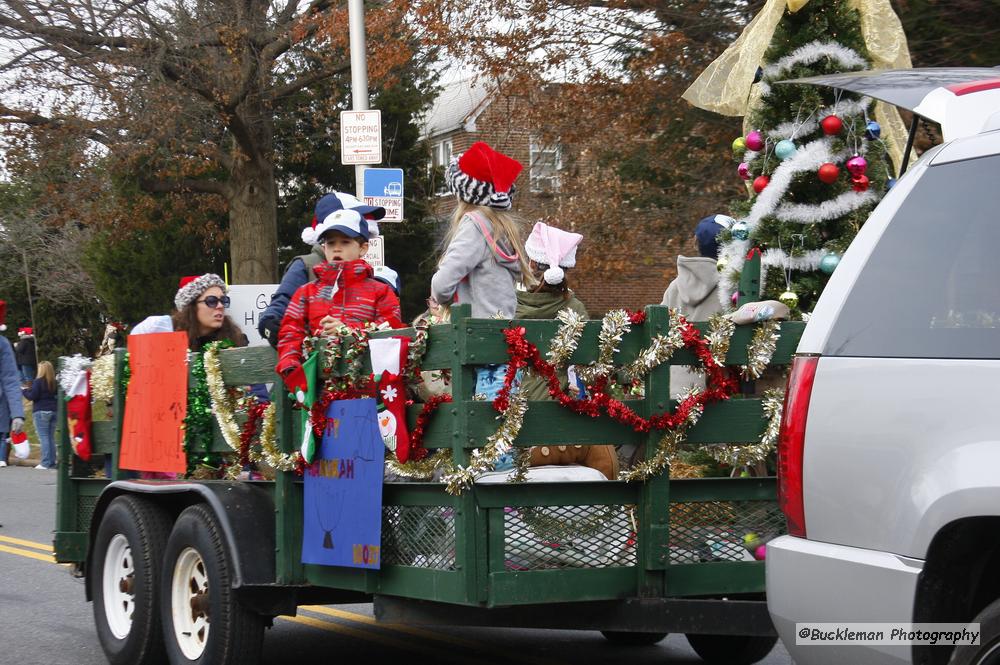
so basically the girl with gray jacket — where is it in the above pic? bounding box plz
[430,142,533,319]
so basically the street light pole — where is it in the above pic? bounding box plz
[347,0,369,199]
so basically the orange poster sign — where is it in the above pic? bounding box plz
[119,331,189,473]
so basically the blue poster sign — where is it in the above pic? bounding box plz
[302,398,385,568]
[362,167,404,221]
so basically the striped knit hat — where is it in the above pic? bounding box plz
[175,273,227,310]
[445,142,522,210]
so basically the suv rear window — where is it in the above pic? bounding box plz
[825,154,1000,359]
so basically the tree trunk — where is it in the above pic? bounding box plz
[228,158,278,284]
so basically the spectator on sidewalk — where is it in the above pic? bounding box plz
[0,302,26,467]
[14,328,36,386]
[23,361,57,470]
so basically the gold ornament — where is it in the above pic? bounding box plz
[778,290,799,309]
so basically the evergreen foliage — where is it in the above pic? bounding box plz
[720,0,892,314]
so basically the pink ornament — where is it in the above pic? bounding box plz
[731,291,739,305]
[846,155,868,176]
[738,162,751,180]
[754,544,767,560]
[745,131,764,152]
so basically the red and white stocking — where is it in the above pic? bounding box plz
[66,369,93,461]
[369,337,413,462]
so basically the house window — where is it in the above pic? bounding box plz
[529,139,562,193]
[429,139,453,195]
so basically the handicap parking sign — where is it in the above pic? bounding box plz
[362,168,404,222]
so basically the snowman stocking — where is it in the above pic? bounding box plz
[66,369,93,461]
[369,337,414,462]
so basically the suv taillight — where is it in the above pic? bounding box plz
[777,355,819,538]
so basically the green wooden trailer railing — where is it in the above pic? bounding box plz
[53,258,806,654]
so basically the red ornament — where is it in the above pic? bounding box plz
[820,115,843,135]
[752,175,770,193]
[851,174,870,192]
[818,163,840,184]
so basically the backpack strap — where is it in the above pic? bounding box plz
[468,211,518,262]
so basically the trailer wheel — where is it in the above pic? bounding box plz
[600,630,668,646]
[160,504,264,665]
[685,633,778,664]
[91,494,172,665]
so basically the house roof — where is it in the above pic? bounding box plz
[420,73,492,140]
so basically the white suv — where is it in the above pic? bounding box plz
[767,74,1000,665]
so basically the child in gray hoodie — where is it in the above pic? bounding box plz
[430,142,533,319]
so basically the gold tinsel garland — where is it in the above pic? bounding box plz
[704,388,784,468]
[90,355,117,404]
[740,319,781,380]
[705,314,736,369]
[201,345,298,472]
[619,390,705,482]
[576,309,630,384]
[385,449,452,480]
[547,309,586,366]
[443,381,531,495]
[622,310,685,382]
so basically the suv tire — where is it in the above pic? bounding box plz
[949,598,1000,665]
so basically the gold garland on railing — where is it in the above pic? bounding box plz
[576,310,630,384]
[547,309,586,366]
[705,314,736,369]
[202,344,299,472]
[740,319,781,380]
[443,383,530,495]
[703,388,784,468]
[622,310,685,382]
[619,389,705,482]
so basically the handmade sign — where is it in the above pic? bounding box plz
[302,398,384,568]
[119,332,188,473]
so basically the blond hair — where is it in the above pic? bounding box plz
[440,202,536,286]
[37,361,56,393]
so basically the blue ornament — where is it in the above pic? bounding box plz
[731,221,750,241]
[775,139,797,160]
[819,253,841,274]
[865,120,881,140]
[887,177,897,190]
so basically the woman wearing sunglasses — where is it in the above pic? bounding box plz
[131,274,247,350]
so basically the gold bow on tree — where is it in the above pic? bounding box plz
[682,0,913,175]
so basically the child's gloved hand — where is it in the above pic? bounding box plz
[281,365,308,405]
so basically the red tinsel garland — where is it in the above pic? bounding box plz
[238,401,268,468]
[493,314,738,435]
[408,394,453,461]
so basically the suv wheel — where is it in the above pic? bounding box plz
[949,598,1000,665]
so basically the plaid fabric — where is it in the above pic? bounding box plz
[276,259,402,375]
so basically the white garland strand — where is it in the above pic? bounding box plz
[58,355,92,394]
[762,248,829,272]
[768,98,871,141]
[762,41,867,82]
[775,189,878,223]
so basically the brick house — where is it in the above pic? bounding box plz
[420,74,701,315]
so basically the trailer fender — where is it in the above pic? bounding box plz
[85,481,276,601]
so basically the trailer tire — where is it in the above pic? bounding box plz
[160,504,264,665]
[600,630,668,646]
[685,633,778,665]
[91,494,172,665]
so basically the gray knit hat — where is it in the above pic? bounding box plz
[175,273,227,310]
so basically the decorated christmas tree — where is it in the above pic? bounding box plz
[683,0,912,315]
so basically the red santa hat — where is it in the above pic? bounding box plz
[445,142,522,210]
[174,274,227,310]
[0,300,6,332]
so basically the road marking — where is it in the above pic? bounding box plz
[0,534,53,552]
[299,605,560,665]
[0,543,57,563]
[283,614,492,663]
[6,536,561,664]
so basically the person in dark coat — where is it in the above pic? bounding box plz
[14,328,36,385]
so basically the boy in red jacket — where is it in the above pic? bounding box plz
[277,208,402,399]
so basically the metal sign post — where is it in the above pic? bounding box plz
[347,0,371,198]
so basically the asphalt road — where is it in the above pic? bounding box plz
[0,466,793,665]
